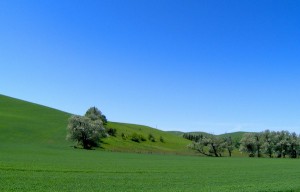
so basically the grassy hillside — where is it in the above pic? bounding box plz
[0,94,70,146]
[0,94,193,154]
[103,122,194,155]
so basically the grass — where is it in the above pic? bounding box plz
[0,94,70,146]
[0,94,194,154]
[1,94,300,191]
[1,144,300,192]
[102,122,194,155]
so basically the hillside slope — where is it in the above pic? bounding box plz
[0,94,193,154]
[103,122,194,155]
[0,94,70,146]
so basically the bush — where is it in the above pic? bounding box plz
[140,135,147,141]
[107,128,117,137]
[148,133,156,142]
[121,133,127,140]
[131,133,140,143]
[131,133,147,142]
[160,136,164,143]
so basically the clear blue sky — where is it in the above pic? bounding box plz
[1,0,300,134]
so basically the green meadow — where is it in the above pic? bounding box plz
[1,145,300,192]
[1,94,300,191]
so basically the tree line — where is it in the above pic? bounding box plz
[186,130,300,158]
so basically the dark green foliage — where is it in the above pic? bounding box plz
[131,133,141,143]
[140,135,147,141]
[240,130,300,158]
[183,133,203,142]
[107,128,117,137]
[131,133,147,142]
[160,136,164,143]
[101,115,108,125]
[224,136,234,157]
[239,133,257,157]
[85,107,107,125]
[121,133,127,140]
[148,133,156,142]
[190,135,226,157]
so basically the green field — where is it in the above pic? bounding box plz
[1,94,300,191]
[1,145,300,192]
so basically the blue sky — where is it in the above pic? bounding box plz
[1,0,300,134]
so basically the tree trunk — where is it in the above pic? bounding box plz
[211,144,219,157]
[228,149,232,157]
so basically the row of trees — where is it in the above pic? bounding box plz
[240,130,300,158]
[188,130,300,158]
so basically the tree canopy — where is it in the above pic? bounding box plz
[67,107,107,149]
[188,130,300,158]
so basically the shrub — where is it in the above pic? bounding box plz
[121,133,127,140]
[131,133,140,143]
[160,136,164,143]
[148,133,156,142]
[140,135,147,141]
[131,133,147,142]
[107,128,117,137]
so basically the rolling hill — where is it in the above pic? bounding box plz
[0,94,70,146]
[0,94,194,154]
[168,131,249,143]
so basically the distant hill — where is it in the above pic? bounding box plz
[167,130,251,144]
[219,132,249,143]
[0,94,194,154]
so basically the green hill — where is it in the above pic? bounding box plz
[103,122,194,155]
[219,131,249,143]
[0,94,70,146]
[0,94,193,154]
[168,130,249,143]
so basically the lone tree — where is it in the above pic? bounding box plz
[67,107,107,149]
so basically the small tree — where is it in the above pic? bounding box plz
[67,115,106,149]
[289,132,299,158]
[274,131,290,158]
[254,133,263,157]
[107,128,117,136]
[148,133,156,142]
[261,130,275,158]
[239,133,256,157]
[131,133,141,142]
[160,136,165,143]
[190,135,226,157]
[223,136,234,157]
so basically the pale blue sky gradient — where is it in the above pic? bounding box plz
[1,0,300,134]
